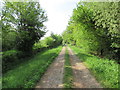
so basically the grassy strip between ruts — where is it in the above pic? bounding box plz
[63,47,73,89]
[2,46,62,88]
[70,46,119,88]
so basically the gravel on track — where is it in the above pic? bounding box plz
[35,47,66,88]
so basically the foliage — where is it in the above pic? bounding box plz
[2,46,62,88]
[63,48,73,89]
[62,26,74,45]
[32,40,47,54]
[33,41,41,50]
[70,46,119,88]
[63,5,101,53]
[2,50,18,72]
[1,1,47,52]
[44,37,54,48]
[33,33,63,50]
[62,2,120,62]
[42,33,63,48]
[89,2,120,60]
[2,31,17,51]
[2,50,25,73]
[50,33,63,47]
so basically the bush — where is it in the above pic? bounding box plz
[2,50,22,73]
[3,50,18,62]
[32,41,47,54]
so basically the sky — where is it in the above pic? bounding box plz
[39,0,80,38]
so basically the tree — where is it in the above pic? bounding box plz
[1,1,47,53]
[50,32,63,47]
[62,1,120,62]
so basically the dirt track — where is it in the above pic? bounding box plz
[35,46,102,88]
[67,47,102,88]
[35,47,66,88]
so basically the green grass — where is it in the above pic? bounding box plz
[70,46,119,88]
[2,46,62,88]
[63,48,73,89]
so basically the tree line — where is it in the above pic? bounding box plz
[62,2,120,63]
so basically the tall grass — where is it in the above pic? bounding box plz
[2,46,62,88]
[70,46,119,88]
[63,48,73,89]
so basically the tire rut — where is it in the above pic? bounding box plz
[35,47,66,88]
[67,47,102,88]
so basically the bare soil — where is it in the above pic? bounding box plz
[67,47,102,88]
[35,47,66,88]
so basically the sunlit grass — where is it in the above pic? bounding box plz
[70,46,119,88]
[63,48,73,89]
[2,46,62,88]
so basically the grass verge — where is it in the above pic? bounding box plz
[70,46,119,88]
[63,47,73,89]
[2,46,62,88]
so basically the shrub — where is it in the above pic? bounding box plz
[2,50,22,73]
